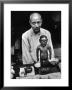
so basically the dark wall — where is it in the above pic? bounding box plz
[11,11,61,48]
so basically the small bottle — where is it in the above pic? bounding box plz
[19,67,25,77]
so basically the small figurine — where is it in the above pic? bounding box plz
[36,35,52,67]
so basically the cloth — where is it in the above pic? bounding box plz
[22,28,54,64]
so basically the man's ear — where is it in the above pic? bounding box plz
[29,20,31,25]
[40,19,42,26]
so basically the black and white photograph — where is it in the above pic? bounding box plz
[11,11,61,79]
[4,4,69,86]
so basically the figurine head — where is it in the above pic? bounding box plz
[39,35,48,47]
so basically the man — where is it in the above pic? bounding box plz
[22,13,55,65]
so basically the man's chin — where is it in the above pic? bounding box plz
[34,31,40,34]
[34,29,40,34]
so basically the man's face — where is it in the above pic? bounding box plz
[30,14,42,34]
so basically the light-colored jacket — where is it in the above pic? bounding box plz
[22,28,54,64]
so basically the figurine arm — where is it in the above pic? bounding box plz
[36,47,40,62]
[47,46,52,60]
[49,47,52,59]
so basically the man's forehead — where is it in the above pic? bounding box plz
[30,13,41,20]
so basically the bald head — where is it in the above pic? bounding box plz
[30,13,42,22]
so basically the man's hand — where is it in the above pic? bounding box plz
[49,58,59,65]
[34,62,41,68]
[50,61,57,65]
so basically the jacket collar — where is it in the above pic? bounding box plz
[30,28,41,36]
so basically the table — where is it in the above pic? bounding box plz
[16,72,61,79]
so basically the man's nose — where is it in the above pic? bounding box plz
[35,23,39,27]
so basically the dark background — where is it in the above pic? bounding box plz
[11,11,61,48]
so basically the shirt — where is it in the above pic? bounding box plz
[22,28,54,64]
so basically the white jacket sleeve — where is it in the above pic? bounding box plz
[22,35,33,64]
[48,32,55,58]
